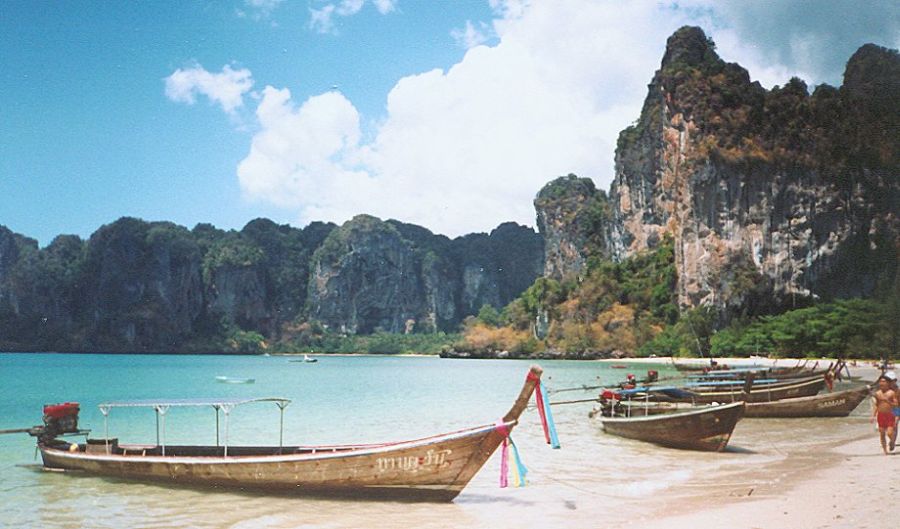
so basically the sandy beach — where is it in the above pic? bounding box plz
[656,434,885,529]
[647,363,885,529]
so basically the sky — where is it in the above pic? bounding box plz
[2,0,898,246]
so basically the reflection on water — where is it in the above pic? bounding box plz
[0,353,871,528]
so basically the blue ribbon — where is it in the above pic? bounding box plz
[539,382,561,449]
[509,437,528,487]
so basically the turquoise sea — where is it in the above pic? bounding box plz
[0,353,872,529]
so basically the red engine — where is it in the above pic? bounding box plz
[601,389,620,401]
[36,402,80,441]
[44,402,80,420]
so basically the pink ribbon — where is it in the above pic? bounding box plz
[495,420,510,488]
[527,372,551,444]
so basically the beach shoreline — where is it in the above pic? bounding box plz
[634,364,883,529]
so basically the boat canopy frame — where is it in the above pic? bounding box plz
[96,397,291,457]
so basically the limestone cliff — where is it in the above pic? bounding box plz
[81,218,205,350]
[0,213,541,351]
[607,27,899,317]
[307,215,544,334]
[534,174,611,280]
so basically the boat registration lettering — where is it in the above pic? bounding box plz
[376,449,452,473]
[816,397,846,409]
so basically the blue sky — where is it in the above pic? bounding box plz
[2,1,897,245]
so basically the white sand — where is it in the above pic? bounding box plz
[653,363,886,529]
[656,435,889,529]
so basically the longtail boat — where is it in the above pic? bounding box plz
[596,401,745,451]
[667,375,826,404]
[744,384,871,418]
[32,366,548,501]
[689,360,843,382]
[617,375,827,405]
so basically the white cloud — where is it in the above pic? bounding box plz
[238,0,284,21]
[164,64,254,115]
[309,0,397,34]
[451,21,491,49]
[336,0,365,16]
[691,0,900,87]
[309,5,337,34]
[309,4,335,33]
[241,1,699,235]
[237,0,898,237]
[372,0,396,15]
[237,87,372,217]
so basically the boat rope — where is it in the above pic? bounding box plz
[528,371,561,449]
[548,373,688,395]
[545,397,601,407]
[548,384,605,395]
[526,469,602,495]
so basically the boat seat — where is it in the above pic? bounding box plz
[119,444,157,456]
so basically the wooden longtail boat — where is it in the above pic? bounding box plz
[36,366,546,501]
[665,375,827,404]
[598,402,745,451]
[744,384,871,418]
[690,360,842,382]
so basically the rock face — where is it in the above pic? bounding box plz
[0,215,542,351]
[534,174,611,280]
[308,215,544,333]
[592,27,899,318]
[81,218,205,350]
[308,215,428,334]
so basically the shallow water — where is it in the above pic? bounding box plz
[0,353,872,528]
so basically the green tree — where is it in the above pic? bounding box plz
[477,304,502,327]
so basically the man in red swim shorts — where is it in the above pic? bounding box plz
[872,376,898,455]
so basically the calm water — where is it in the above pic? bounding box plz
[0,353,872,529]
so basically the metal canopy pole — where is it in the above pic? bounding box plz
[276,401,289,453]
[156,406,169,456]
[214,406,220,448]
[156,409,160,446]
[99,406,110,454]
[222,404,232,457]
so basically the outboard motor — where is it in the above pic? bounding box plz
[32,402,80,443]
[0,402,81,444]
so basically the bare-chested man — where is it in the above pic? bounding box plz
[886,371,900,450]
[872,375,898,455]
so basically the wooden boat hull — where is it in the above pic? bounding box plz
[39,423,510,501]
[36,366,546,502]
[671,376,826,404]
[744,385,871,418]
[599,402,745,451]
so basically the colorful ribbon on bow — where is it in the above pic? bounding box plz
[528,371,561,449]
[495,420,528,488]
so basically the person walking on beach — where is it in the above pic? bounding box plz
[886,371,900,450]
[872,375,898,455]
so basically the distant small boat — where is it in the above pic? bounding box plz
[289,354,319,364]
[610,365,628,369]
[215,376,255,384]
